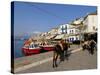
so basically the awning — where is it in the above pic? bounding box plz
[68,33,80,36]
[46,34,57,39]
[83,31,97,34]
[54,34,68,39]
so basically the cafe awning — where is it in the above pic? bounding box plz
[54,34,68,40]
[45,34,57,39]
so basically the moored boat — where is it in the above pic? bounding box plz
[22,38,55,56]
[22,43,41,56]
[42,45,55,51]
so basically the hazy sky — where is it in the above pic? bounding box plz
[13,1,97,36]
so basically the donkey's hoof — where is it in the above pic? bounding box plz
[53,66,54,68]
[55,64,58,67]
[53,65,55,68]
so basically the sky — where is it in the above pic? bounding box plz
[13,1,97,36]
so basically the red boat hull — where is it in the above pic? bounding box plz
[22,45,55,56]
[22,48,41,56]
[43,46,54,51]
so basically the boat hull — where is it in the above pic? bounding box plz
[22,48,41,56]
[43,46,54,51]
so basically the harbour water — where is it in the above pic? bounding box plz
[14,40,25,58]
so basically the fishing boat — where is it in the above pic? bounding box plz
[22,39,55,55]
[22,43,41,56]
[42,45,55,51]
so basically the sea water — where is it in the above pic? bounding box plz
[14,40,25,58]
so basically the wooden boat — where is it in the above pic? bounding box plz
[22,44,41,56]
[42,45,55,51]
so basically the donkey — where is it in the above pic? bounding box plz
[82,40,90,51]
[53,40,69,68]
[88,40,96,55]
[82,40,96,55]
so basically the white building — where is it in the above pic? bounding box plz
[83,12,97,33]
[58,24,68,34]
[56,23,80,42]
[67,25,80,42]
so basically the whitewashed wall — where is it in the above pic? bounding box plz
[88,15,97,32]
[83,14,97,33]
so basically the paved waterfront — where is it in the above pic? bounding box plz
[15,45,97,74]
[14,45,80,68]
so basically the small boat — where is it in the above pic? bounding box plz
[22,39,55,55]
[22,44,41,56]
[42,45,55,51]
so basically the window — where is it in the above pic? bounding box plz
[65,25,67,29]
[29,45,32,48]
[70,30,71,33]
[76,37,78,40]
[93,26,95,30]
[72,38,74,41]
[70,38,72,41]
[61,26,64,34]
[72,30,73,34]
[65,30,67,33]
[32,45,33,48]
